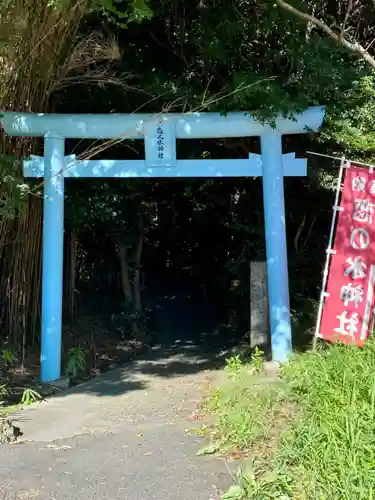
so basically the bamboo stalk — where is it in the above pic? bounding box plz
[0,0,123,360]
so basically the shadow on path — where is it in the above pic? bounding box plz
[10,293,238,441]
[49,292,238,400]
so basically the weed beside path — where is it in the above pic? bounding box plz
[202,342,375,499]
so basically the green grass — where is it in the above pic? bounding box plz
[204,341,375,500]
[0,404,19,418]
[204,369,292,454]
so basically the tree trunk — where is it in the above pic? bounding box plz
[132,210,145,342]
[133,211,144,313]
[118,243,132,302]
[65,228,78,323]
[118,228,145,343]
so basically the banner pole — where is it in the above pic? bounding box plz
[313,157,347,350]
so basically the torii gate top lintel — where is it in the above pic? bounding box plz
[2,106,324,139]
[1,107,325,383]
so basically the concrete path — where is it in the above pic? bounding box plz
[0,344,233,500]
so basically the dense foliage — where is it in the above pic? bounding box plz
[2,0,375,358]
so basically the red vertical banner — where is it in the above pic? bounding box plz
[319,164,375,346]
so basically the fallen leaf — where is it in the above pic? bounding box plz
[187,412,203,421]
[17,489,40,499]
[228,448,247,460]
[196,442,220,456]
[45,444,72,451]
[10,439,27,445]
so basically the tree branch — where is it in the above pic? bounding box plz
[276,0,375,70]
[340,0,353,40]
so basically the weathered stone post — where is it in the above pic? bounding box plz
[249,260,270,352]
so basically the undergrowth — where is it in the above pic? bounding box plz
[204,341,375,500]
[0,349,44,414]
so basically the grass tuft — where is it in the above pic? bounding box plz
[204,369,293,454]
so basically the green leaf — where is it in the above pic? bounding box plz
[221,485,245,500]
[21,388,42,405]
[196,442,220,456]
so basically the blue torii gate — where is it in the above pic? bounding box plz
[1,108,325,382]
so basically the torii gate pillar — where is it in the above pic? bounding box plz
[1,108,325,382]
[42,134,65,382]
[261,133,291,361]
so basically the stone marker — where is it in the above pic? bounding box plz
[249,260,270,352]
